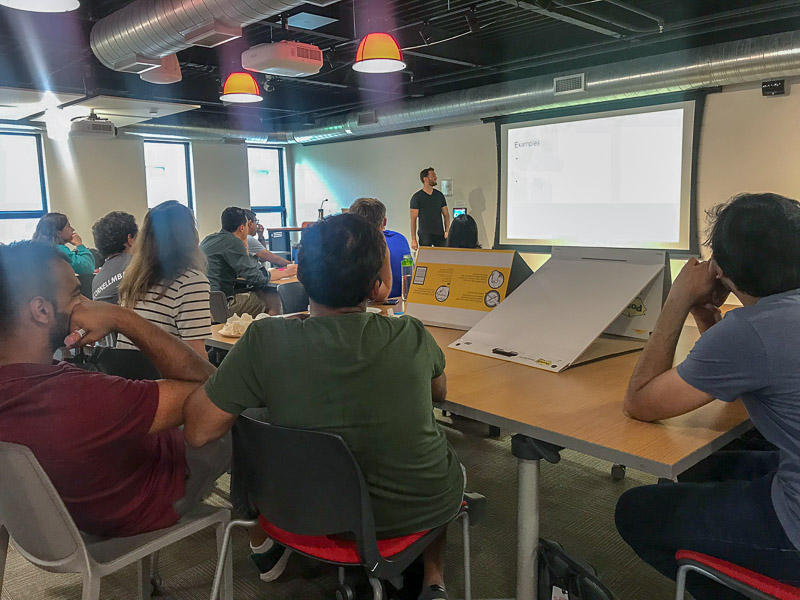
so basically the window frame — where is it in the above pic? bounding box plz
[143,139,194,211]
[0,131,48,220]
[247,145,286,227]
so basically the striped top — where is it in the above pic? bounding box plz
[117,268,212,349]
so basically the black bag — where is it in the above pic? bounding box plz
[538,538,616,600]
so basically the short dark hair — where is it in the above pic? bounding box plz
[707,192,800,297]
[0,241,62,330]
[297,214,384,308]
[349,197,386,229]
[221,207,248,232]
[447,214,481,249]
[420,167,434,183]
[92,211,138,258]
[244,209,257,222]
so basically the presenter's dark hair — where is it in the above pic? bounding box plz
[420,167,435,183]
[447,214,481,249]
[221,207,248,232]
[298,214,384,308]
[707,192,800,297]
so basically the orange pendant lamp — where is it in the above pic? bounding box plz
[220,72,263,103]
[353,32,406,74]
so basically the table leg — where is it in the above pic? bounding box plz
[516,457,540,600]
[511,434,562,600]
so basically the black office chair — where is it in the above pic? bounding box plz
[210,415,484,600]
[89,347,161,380]
[77,274,94,299]
[209,290,230,324]
[276,281,309,314]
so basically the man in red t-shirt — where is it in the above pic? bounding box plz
[0,241,229,537]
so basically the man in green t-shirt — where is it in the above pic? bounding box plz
[184,214,464,600]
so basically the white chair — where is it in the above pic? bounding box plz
[0,441,233,600]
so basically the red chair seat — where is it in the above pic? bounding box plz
[259,516,429,564]
[676,550,800,600]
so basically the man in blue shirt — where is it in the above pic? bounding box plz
[350,197,409,299]
[616,193,800,599]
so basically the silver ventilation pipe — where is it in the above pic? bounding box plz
[121,122,289,145]
[117,31,800,145]
[90,0,335,74]
[287,31,800,144]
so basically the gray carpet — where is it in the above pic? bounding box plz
[0,415,676,600]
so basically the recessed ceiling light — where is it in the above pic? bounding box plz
[0,0,80,13]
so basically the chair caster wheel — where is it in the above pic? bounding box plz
[335,583,355,600]
[611,464,626,481]
[150,575,163,596]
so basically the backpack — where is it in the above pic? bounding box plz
[538,538,616,600]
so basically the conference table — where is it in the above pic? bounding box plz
[206,312,750,600]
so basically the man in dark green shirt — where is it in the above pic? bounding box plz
[200,207,296,316]
[184,214,464,600]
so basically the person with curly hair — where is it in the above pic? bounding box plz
[91,211,138,304]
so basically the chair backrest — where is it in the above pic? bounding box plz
[91,347,161,380]
[0,442,85,565]
[77,274,94,299]
[210,290,229,324]
[231,417,376,549]
[276,281,309,314]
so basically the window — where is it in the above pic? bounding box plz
[0,132,47,244]
[247,146,286,227]
[143,141,193,209]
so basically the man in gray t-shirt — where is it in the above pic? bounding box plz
[91,211,138,304]
[615,193,800,600]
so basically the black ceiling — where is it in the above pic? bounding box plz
[1,0,800,131]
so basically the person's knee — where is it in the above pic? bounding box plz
[615,486,653,550]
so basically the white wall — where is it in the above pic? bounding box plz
[8,136,255,246]
[291,79,800,275]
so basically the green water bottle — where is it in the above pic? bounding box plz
[401,254,413,301]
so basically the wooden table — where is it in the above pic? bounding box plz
[266,275,299,289]
[207,316,750,600]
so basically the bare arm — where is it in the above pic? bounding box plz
[441,206,451,238]
[187,338,209,361]
[624,258,721,422]
[431,372,447,405]
[184,387,237,447]
[410,208,419,251]
[255,248,290,267]
[68,302,215,434]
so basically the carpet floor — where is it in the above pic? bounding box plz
[0,415,678,600]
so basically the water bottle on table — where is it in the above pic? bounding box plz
[401,254,414,301]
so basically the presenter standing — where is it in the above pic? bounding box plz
[410,167,450,250]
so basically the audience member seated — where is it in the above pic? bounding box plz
[184,214,465,599]
[0,241,229,537]
[201,207,297,317]
[446,214,481,249]
[117,201,212,360]
[350,197,404,300]
[244,209,291,267]
[91,211,138,304]
[615,192,800,599]
[33,212,95,275]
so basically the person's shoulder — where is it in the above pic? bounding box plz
[178,268,209,284]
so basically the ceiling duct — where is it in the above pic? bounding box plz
[90,0,337,77]
[119,32,800,145]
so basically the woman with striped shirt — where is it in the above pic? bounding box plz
[117,201,212,359]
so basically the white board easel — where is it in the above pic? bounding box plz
[449,247,670,372]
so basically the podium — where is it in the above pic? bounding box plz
[450,247,671,372]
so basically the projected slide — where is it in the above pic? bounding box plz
[501,102,694,250]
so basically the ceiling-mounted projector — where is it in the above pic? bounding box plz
[70,110,116,138]
[242,41,323,77]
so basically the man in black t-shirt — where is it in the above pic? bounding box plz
[410,167,450,250]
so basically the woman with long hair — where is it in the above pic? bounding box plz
[32,212,95,274]
[117,201,211,359]
[446,214,481,249]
